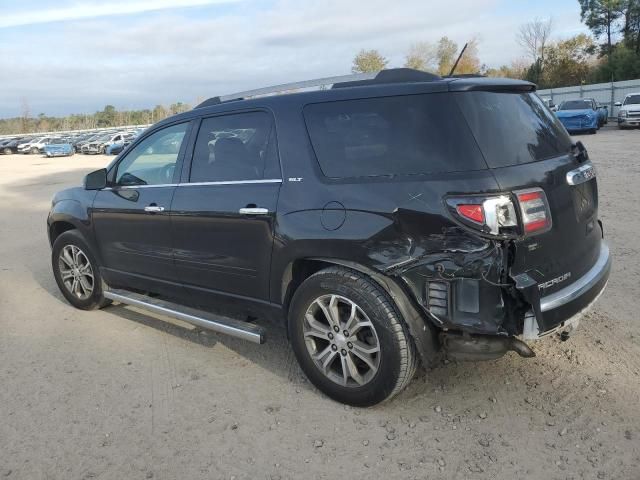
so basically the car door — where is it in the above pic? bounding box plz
[171,111,282,302]
[92,121,191,292]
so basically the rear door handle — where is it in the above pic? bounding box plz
[144,205,165,213]
[239,207,269,215]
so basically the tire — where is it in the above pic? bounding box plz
[52,230,110,310]
[3,147,11,155]
[288,267,417,406]
[590,128,597,134]
[30,147,38,154]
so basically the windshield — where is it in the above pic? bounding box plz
[560,100,592,110]
[624,95,640,105]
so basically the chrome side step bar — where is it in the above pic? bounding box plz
[103,289,266,344]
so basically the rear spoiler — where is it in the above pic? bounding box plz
[448,77,536,93]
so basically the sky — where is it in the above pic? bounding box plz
[0,0,588,118]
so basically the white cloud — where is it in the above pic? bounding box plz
[0,0,241,29]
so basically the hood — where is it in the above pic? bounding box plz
[619,104,640,112]
[556,109,595,118]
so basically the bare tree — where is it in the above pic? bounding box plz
[517,17,554,65]
[404,41,437,71]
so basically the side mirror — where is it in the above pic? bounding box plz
[614,102,622,107]
[84,168,107,190]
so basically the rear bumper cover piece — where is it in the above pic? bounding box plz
[540,243,610,313]
[516,242,611,333]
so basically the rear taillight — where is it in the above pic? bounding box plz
[456,204,484,224]
[515,188,552,235]
[446,188,551,238]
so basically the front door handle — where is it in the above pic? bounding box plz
[239,207,269,215]
[144,205,165,213]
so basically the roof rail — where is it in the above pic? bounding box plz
[194,73,376,109]
[194,68,443,109]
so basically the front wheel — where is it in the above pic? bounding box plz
[52,230,110,310]
[590,128,597,134]
[288,267,417,406]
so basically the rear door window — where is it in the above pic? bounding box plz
[189,111,280,182]
[303,94,486,178]
[456,91,572,168]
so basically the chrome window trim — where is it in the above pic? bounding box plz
[103,184,177,190]
[102,179,282,190]
[540,242,610,312]
[178,179,283,187]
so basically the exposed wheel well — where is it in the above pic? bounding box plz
[281,257,441,366]
[49,221,76,246]
[282,258,333,315]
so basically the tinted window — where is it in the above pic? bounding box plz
[456,92,572,168]
[116,122,187,186]
[190,111,279,182]
[303,94,486,178]
[560,100,592,110]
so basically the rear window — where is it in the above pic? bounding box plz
[456,91,572,168]
[303,94,486,178]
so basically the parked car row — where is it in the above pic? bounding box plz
[0,128,144,156]
[544,94,640,133]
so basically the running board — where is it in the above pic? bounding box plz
[103,289,266,344]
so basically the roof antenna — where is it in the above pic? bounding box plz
[448,42,468,77]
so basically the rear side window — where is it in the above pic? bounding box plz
[190,111,280,183]
[456,91,572,168]
[303,94,486,178]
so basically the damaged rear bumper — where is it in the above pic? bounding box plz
[394,241,610,361]
[521,242,611,339]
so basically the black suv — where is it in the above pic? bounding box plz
[48,69,611,406]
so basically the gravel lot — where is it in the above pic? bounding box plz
[1,127,639,479]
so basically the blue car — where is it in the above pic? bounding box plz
[555,100,599,134]
[106,140,132,155]
[43,138,74,157]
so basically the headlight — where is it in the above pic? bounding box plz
[619,110,628,117]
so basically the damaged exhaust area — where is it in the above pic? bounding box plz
[382,229,530,336]
[365,218,538,361]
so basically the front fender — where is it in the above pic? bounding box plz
[47,196,96,253]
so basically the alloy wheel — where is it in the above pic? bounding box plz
[58,245,94,300]
[303,294,381,387]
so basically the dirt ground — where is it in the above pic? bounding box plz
[1,127,639,480]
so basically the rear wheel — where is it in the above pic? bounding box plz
[30,147,38,154]
[52,230,110,310]
[590,128,597,134]
[3,147,11,155]
[288,267,417,406]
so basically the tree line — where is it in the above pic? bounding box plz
[0,102,191,136]
[352,0,640,89]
